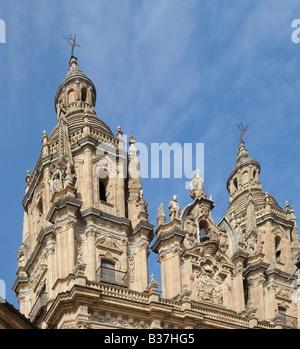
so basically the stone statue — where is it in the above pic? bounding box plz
[219,230,229,252]
[64,161,76,187]
[156,201,166,226]
[48,164,63,195]
[189,169,204,200]
[56,102,67,119]
[17,246,26,268]
[245,233,263,256]
[136,189,148,213]
[168,195,180,221]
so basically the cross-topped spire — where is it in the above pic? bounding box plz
[63,34,80,58]
[235,121,248,146]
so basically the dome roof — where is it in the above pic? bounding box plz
[54,56,96,109]
[52,56,114,138]
[226,140,260,191]
[224,139,283,219]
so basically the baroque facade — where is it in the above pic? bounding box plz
[12,55,300,329]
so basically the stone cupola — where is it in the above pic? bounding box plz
[54,56,97,118]
[226,140,261,202]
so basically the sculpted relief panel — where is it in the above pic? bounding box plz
[192,263,224,305]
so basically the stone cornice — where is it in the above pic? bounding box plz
[46,196,82,223]
[151,228,186,253]
[243,261,270,279]
[265,267,298,281]
[80,207,131,229]
[256,212,294,229]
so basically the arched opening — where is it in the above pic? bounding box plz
[67,89,75,105]
[99,180,107,202]
[242,171,248,184]
[275,236,282,263]
[37,198,43,217]
[81,87,87,102]
[199,220,209,242]
[253,170,257,181]
[233,178,238,190]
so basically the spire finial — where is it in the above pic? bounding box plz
[63,34,80,58]
[235,121,248,146]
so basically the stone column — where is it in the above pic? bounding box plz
[85,229,96,280]
[233,265,245,313]
[45,237,55,299]
[248,276,265,320]
[55,227,63,279]
[160,246,182,299]
[136,242,149,292]
[66,220,76,274]
[44,166,51,214]
[83,147,94,208]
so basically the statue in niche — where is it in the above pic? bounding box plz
[156,201,166,226]
[219,230,229,252]
[64,161,76,187]
[48,162,77,195]
[48,163,63,195]
[245,232,263,256]
[189,169,204,200]
[168,194,180,221]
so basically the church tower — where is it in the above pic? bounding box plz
[218,139,300,325]
[12,51,300,329]
[12,55,154,328]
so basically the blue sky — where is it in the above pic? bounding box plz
[1,0,300,308]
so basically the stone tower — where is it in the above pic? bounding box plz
[12,55,300,330]
[218,140,300,324]
[13,55,154,328]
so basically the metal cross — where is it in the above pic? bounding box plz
[63,34,80,57]
[235,121,248,146]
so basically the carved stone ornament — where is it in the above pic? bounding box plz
[156,201,166,226]
[48,161,76,195]
[244,232,263,256]
[189,169,204,200]
[168,195,180,221]
[136,189,148,213]
[96,234,123,254]
[128,255,135,283]
[194,266,224,305]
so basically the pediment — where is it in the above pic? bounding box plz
[96,234,122,254]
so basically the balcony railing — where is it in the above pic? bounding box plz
[277,313,298,329]
[29,292,47,323]
[96,266,128,287]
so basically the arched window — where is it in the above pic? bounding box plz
[233,178,238,190]
[275,236,281,262]
[67,89,75,104]
[199,220,209,242]
[37,197,43,223]
[242,171,248,184]
[99,180,107,202]
[81,87,87,102]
